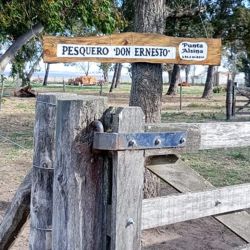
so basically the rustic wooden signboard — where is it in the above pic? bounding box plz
[43,32,221,65]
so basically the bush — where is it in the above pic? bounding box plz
[213,86,226,93]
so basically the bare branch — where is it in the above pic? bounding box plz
[165,6,206,19]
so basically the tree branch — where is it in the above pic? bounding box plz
[165,6,206,19]
[0,23,44,73]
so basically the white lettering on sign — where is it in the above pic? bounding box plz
[57,44,176,60]
[179,42,208,61]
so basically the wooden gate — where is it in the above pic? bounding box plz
[227,80,250,119]
[1,93,250,249]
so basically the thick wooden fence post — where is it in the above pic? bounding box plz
[109,107,145,250]
[52,96,107,250]
[30,93,74,250]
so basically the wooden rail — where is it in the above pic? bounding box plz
[142,183,250,230]
[146,122,250,153]
[2,94,249,250]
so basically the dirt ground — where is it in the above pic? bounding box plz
[0,92,249,249]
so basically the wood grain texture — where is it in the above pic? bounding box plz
[43,32,221,65]
[147,160,213,193]
[30,93,76,250]
[110,107,145,250]
[233,244,250,250]
[146,122,250,151]
[146,159,250,242]
[52,96,107,250]
[199,122,250,149]
[0,171,31,250]
[142,183,250,230]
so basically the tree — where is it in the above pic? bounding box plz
[43,63,50,86]
[233,7,250,86]
[200,0,244,98]
[99,63,112,83]
[10,39,42,86]
[166,64,180,95]
[0,0,123,73]
[110,63,122,92]
[130,0,206,198]
[77,62,92,76]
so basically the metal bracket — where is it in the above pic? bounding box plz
[93,131,186,151]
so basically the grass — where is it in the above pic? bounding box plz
[161,111,226,123]
[1,83,250,189]
[182,147,250,187]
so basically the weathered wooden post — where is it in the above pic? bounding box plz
[108,107,145,250]
[0,75,5,111]
[226,79,234,120]
[52,96,107,250]
[30,93,75,250]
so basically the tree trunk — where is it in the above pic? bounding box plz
[185,65,190,83]
[202,65,214,98]
[115,63,122,88]
[0,23,44,73]
[26,54,42,84]
[43,63,50,86]
[166,64,180,95]
[168,69,173,84]
[0,171,31,250]
[103,70,108,83]
[110,63,119,92]
[131,0,165,198]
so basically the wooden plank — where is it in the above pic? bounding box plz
[109,107,145,250]
[216,212,250,243]
[232,243,250,250]
[199,122,250,149]
[147,159,250,242]
[0,171,31,250]
[52,96,107,250]
[0,75,4,110]
[30,93,75,250]
[227,80,234,120]
[142,183,250,230]
[146,122,250,152]
[43,32,221,65]
[236,100,250,103]
[147,160,213,193]
[236,112,250,115]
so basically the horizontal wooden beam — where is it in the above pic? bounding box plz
[142,183,250,230]
[43,33,221,65]
[146,122,250,152]
[147,160,250,242]
[232,244,250,250]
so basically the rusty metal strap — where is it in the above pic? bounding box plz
[93,131,186,151]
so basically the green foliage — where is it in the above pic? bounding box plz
[213,86,226,93]
[0,0,124,82]
[165,0,205,37]
[0,0,124,43]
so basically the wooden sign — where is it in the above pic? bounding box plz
[43,32,221,65]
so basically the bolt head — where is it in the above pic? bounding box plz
[126,218,135,227]
[179,138,186,144]
[128,140,136,147]
[154,138,161,145]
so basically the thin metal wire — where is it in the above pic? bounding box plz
[36,101,56,106]
[0,133,30,151]
[33,165,54,170]
[30,225,52,232]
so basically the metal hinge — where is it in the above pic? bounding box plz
[93,131,186,151]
